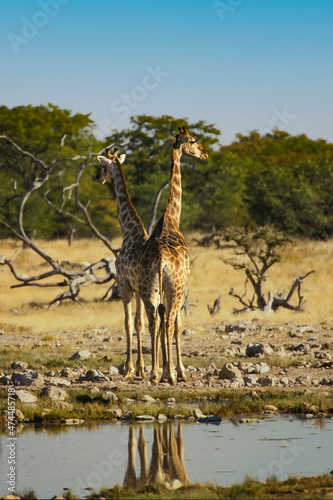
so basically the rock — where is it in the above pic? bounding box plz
[157,413,168,421]
[182,329,195,336]
[246,343,274,357]
[108,366,119,375]
[299,402,319,414]
[165,479,183,490]
[243,375,259,386]
[123,398,135,404]
[12,370,44,388]
[258,376,275,387]
[59,367,76,378]
[280,377,289,386]
[49,377,71,387]
[205,362,217,372]
[102,391,118,402]
[54,401,74,410]
[219,363,242,380]
[120,410,133,420]
[15,390,38,403]
[253,362,270,374]
[273,346,286,356]
[41,386,68,401]
[11,361,28,370]
[226,321,256,334]
[296,375,311,385]
[166,397,176,404]
[135,415,155,421]
[141,394,156,403]
[239,418,261,424]
[71,350,91,360]
[193,408,205,419]
[264,404,278,412]
[105,408,122,418]
[0,375,12,385]
[197,414,222,423]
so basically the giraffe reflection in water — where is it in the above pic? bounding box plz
[123,422,189,488]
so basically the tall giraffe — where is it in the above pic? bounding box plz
[96,148,148,378]
[138,127,208,384]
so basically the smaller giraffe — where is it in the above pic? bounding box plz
[96,148,148,379]
[138,128,208,385]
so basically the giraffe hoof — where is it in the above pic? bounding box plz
[177,375,186,382]
[136,369,145,378]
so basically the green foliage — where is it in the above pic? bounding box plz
[1,106,333,240]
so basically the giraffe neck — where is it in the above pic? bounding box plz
[113,160,147,242]
[164,147,182,227]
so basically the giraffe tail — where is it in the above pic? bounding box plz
[157,257,167,367]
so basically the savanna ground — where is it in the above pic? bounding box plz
[1,235,333,499]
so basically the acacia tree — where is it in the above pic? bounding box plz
[220,226,315,313]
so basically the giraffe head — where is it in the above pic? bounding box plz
[164,127,208,161]
[96,148,126,184]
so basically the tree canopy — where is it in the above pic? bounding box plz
[1,105,333,240]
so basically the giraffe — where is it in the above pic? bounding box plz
[138,127,208,385]
[96,148,148,379]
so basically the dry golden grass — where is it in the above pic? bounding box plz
[0,235,332,335]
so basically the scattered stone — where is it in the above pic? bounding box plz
[165,479,183,490]
[15,390,38,403]
[41,386,68,401]
[71,350,91,360]
[246,343,274,357]
[264,404,278,412]
[226,321,256,334]
[296,375,311,385]
[15,409,25,421]
[299,402,320,414]
[12,370,44,388]
[120,410,133,420]
[193,408,204,419]
[49,377,71,387]
[11,361,28,370]
[197,414,222,423]
[0,374,12,385]
[54,401,74,410]
[273,346,286,356]
[59,367,76,378]
[102,391,118,402]
[166,397,176,404]
[123,398,135,404]
[105,408,122,418]
[219,363,242,380]
[108,366,119,375]
[141,394,156,403]
[157,413,168,421]
[135,415,155,421]
[280,377,289,387]
[182,329,195,336]
[243,375,259,386]
[258,376,275,387]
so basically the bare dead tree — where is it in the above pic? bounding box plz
[220,226,315,313]
[0,135,121,307]
[207,295,221,315]
[0,136,171,308]
[181,288,199,316]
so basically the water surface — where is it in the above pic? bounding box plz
[0,415,332,498]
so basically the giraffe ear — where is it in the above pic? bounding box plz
[97,155,112,166]
[163,140,173,148]
[118,154,126,164]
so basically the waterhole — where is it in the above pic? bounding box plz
[1,415,332,498]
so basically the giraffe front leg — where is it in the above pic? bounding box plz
[134,295,145,378]
[123,298,134,379]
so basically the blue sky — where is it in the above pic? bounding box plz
[1,0,332,144]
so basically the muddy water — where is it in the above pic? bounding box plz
[1,415,332,498]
